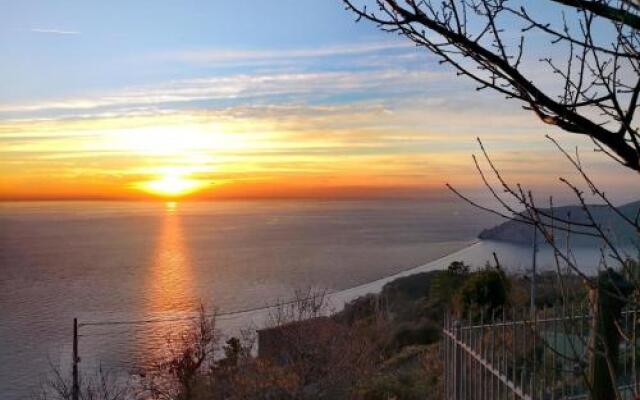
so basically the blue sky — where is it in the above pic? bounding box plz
[1,1,387,102]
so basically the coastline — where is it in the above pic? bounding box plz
[215,240,483,334]
[80,237,613,339]
[216,237,617,333]
[328,239,481,311]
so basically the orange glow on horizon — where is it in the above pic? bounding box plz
[0,108,600,201]
[0,111,479,201]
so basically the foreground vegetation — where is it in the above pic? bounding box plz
[37,261,587,400]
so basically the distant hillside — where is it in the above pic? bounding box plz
[478,200,640,246]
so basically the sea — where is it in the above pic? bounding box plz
[0,199,620,399]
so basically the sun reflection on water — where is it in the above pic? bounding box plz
[165,201,177,213]
[148,202,196,312]
[136,202,199,363]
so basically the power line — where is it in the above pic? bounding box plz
[78,293,331,328]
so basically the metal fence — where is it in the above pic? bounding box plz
[442,307,640,400]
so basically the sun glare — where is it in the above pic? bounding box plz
[141,174,207,198]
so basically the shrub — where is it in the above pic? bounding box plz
[431,261,470,306]
[337,293,380,324]
[381,271,440,302]
[389,319,440,350]
[353,370,432,400]
[455,268,510,317]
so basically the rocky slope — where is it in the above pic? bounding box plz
[478,200,640,246]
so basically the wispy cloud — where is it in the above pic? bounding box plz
[0,40,443,119]
[30,28,80,35]
[0,69,448,116]
[153,41,414,65]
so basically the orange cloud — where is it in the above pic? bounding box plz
[1,101,638,201]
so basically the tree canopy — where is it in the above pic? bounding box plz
[344,0,640,172]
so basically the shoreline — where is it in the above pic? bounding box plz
[76,240,480,328]
[213,238,616,335]
[327,239,481,311]
[214,240,483,334]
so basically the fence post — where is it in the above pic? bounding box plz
[445,313,449,400]
[72,318,79,400]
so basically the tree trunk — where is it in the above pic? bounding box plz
[588,269,632,400]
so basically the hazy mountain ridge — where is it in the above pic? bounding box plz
[478,200,640,246]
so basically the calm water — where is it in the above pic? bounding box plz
[0,199,500,398]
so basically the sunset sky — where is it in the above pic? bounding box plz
[1,0,638,201]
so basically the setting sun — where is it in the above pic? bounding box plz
[140,174,208,197]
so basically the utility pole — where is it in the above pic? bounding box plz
[72,318,79,400]
[530,226,538,397]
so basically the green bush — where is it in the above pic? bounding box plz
[381,271,440,301]
[456,268,509,317]
[337,293,380,324]
[431,261,470,306]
